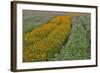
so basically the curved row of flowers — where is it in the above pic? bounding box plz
[23,15,71,62]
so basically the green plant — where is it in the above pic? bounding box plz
[53,15,91,60]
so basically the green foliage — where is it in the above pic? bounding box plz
[53,15,91,60]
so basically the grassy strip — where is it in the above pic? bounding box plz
[53,16,91,60]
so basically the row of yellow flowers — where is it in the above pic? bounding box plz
[23,15,71,62]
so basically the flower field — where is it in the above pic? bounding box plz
[23,15,71,62]
[23,10,91,62]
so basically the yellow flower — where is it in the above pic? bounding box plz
[23,15,71,62]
